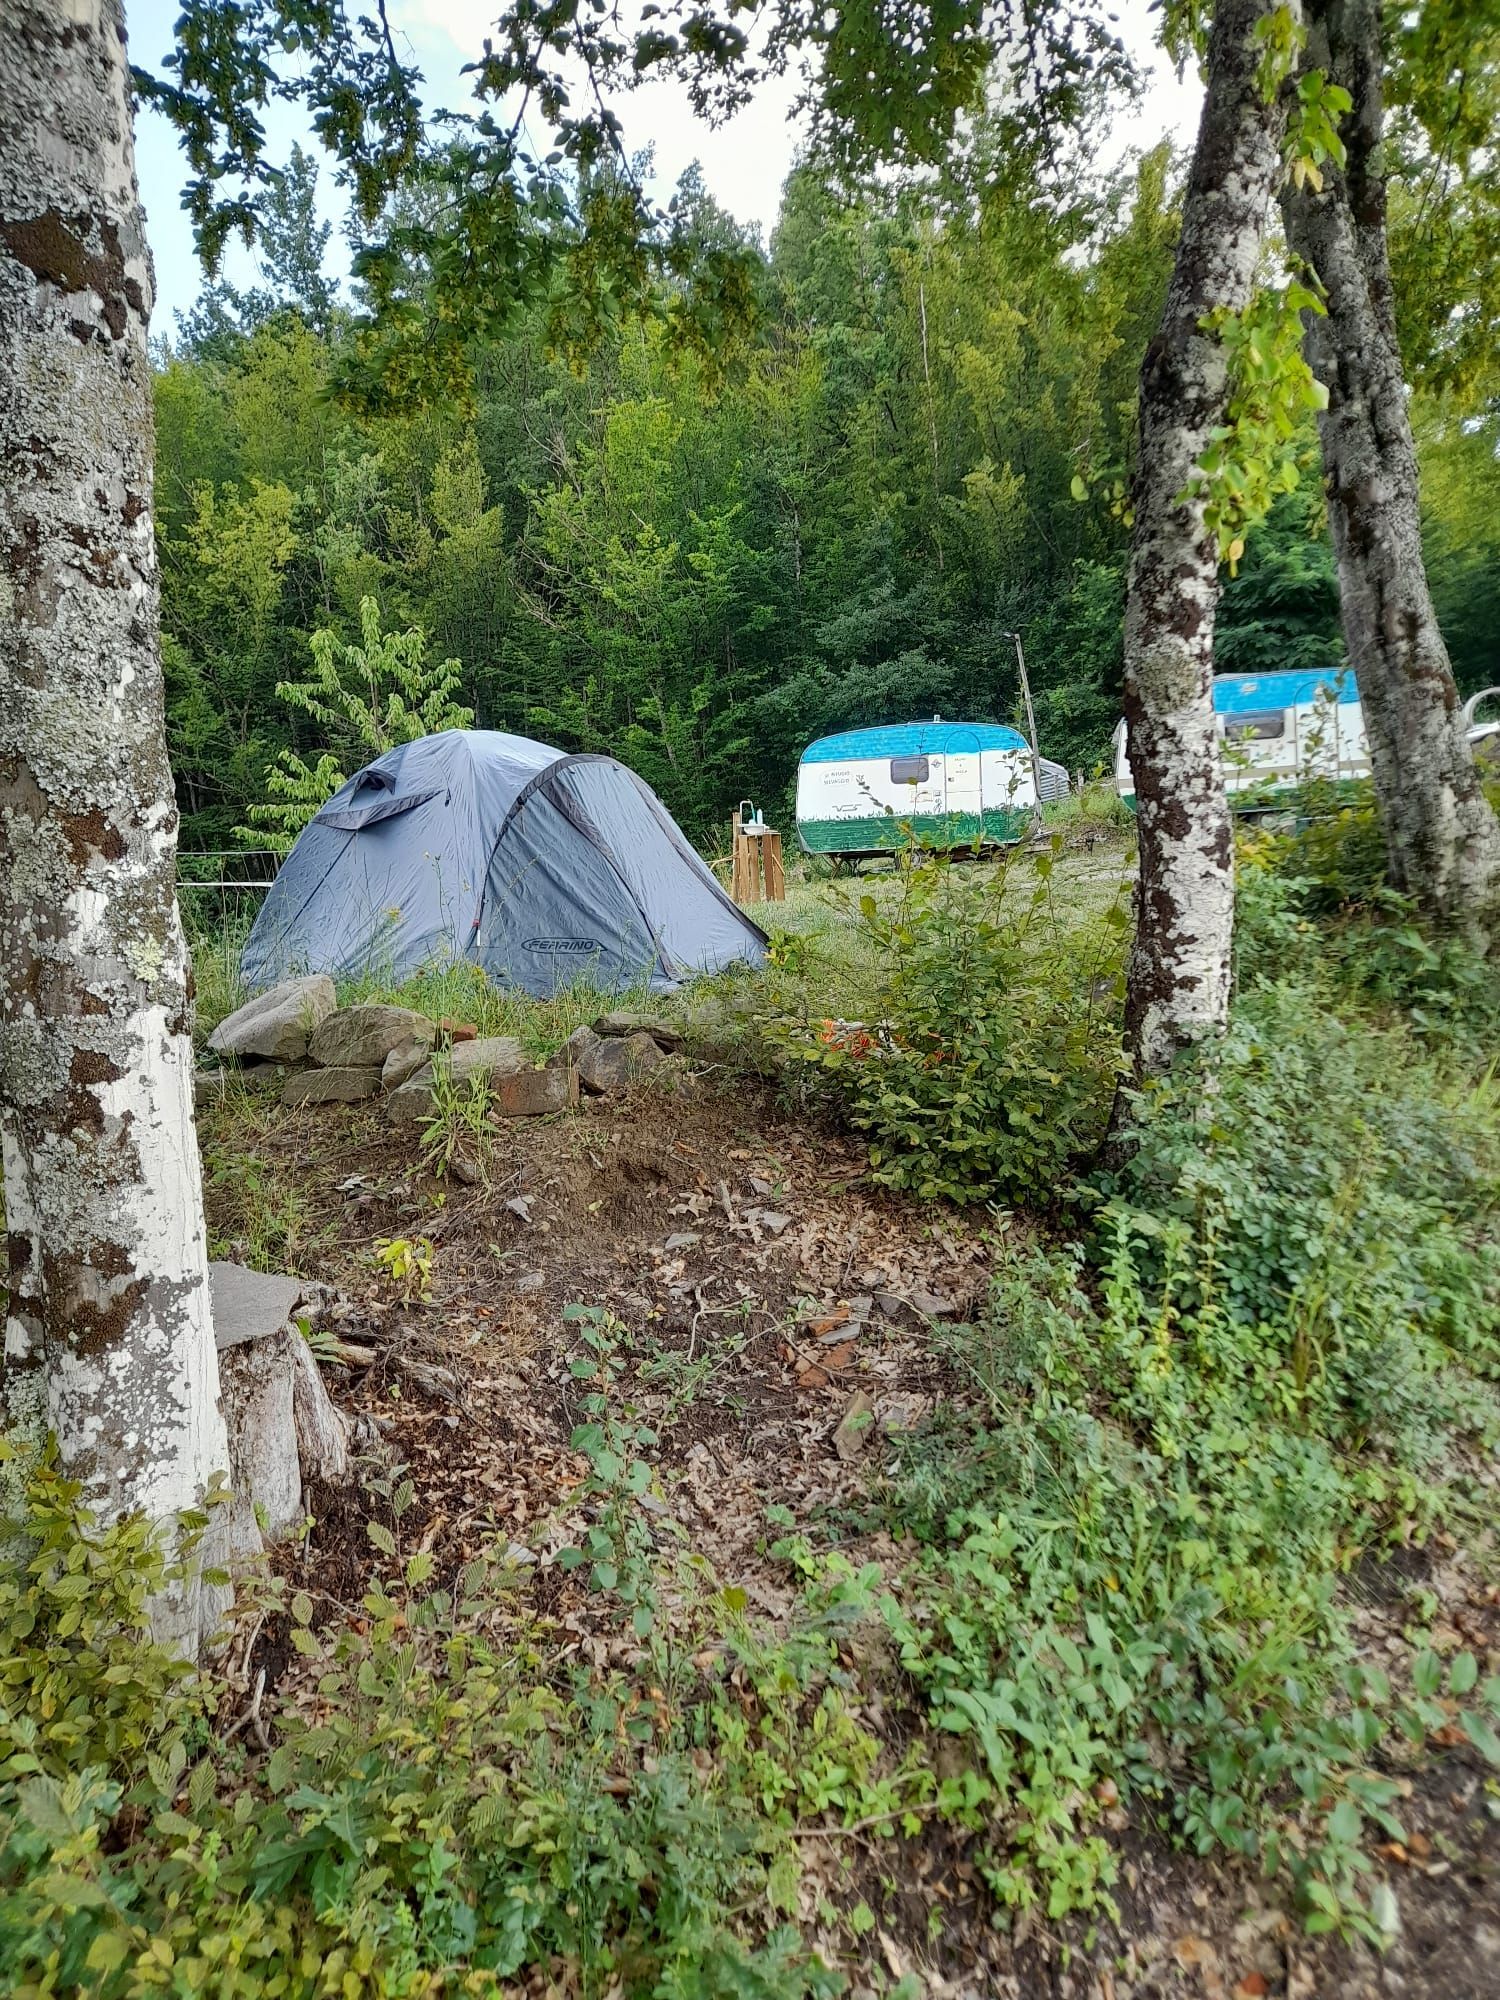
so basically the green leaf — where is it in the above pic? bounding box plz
[1412,1649,1442,1698]
[86,1932,131,1975]
[1460,1710,1500,1766]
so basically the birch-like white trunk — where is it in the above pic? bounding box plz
[1120,0,1301,1079]
[0,0,233,1651]
[1283,0,1500,934]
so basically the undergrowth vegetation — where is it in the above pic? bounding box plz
[0,1453,839,2000]
[9,809,1500,1991]
[762,838,1131,1204]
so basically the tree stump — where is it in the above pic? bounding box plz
[210,1264,350,1558]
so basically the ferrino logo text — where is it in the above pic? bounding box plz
[522,937,600,954]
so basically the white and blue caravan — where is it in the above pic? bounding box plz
[795,720,1039,858]
[1112,668,1370,813]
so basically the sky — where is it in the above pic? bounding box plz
[127,0,1203,333]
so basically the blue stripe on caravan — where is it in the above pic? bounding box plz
[801,720,1030,764]
[1213,669,1359,715]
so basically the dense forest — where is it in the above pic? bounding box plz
[153,137,1500,853]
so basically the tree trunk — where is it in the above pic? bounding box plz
[0,2,233,1651]
[1119,0,1301,1081]
[1282,0,1500,933]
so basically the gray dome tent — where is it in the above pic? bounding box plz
[240,730,767,997]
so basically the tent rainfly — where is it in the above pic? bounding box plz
[240,731,768,997]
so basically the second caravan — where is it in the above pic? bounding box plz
[1112,668,1370,811]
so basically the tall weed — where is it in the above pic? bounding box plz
[0,1455,839,2000]
[763,840,1130,1204]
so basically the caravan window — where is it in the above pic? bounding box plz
[889,755,930,785]
[1224,710,1285,742]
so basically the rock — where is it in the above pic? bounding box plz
[309,1003,435,1070]
[448,1143,485,1186]
[548,1024,602,1069]
[241,1063,290,1096]
[833,1390,877,1462]
[387,1037,526,1124]
[663,1231,701,1252]
[577,1029,666,1095]
[591,1011,685,1052]
[283,1065,382,1107]
[438,1018,477,1042]
[748,1207,791,1236]
[194,1064,293,1111]
[387,1074,437,1123]
[911,1290,957,1319]
[381,1040,431,1091]
[209,1262,307,1351]
[450,1035,527,1083]
[208,975,336,1063]
[491,1065,577,1117]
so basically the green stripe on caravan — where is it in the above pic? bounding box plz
[798,809,1033,854]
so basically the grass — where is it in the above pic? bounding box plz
[187,819,1137,1060]
[189,913,662,1064]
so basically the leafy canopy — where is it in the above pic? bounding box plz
[136,0,1136,397]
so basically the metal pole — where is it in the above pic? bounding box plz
[1003,629,1045,823]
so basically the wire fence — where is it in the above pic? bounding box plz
[176,849,281,936]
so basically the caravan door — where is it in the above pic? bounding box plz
[942,728,982,834]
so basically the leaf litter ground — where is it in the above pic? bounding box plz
[200,1066,1500,2000]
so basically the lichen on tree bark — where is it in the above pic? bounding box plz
[1283,0,1500,937]
[1,0,233,1651]
[1119,0,1303,1083]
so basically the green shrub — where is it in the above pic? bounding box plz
[1252,792,1389,914]
[1236,806,1500,1044]
[1101,980,1500,1407]
[0,1453,838,2000]
[880,1227,1500,1939]
[0,1444,209,1787]
[873,967,1500,1933]
[762,841,1129,1204]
